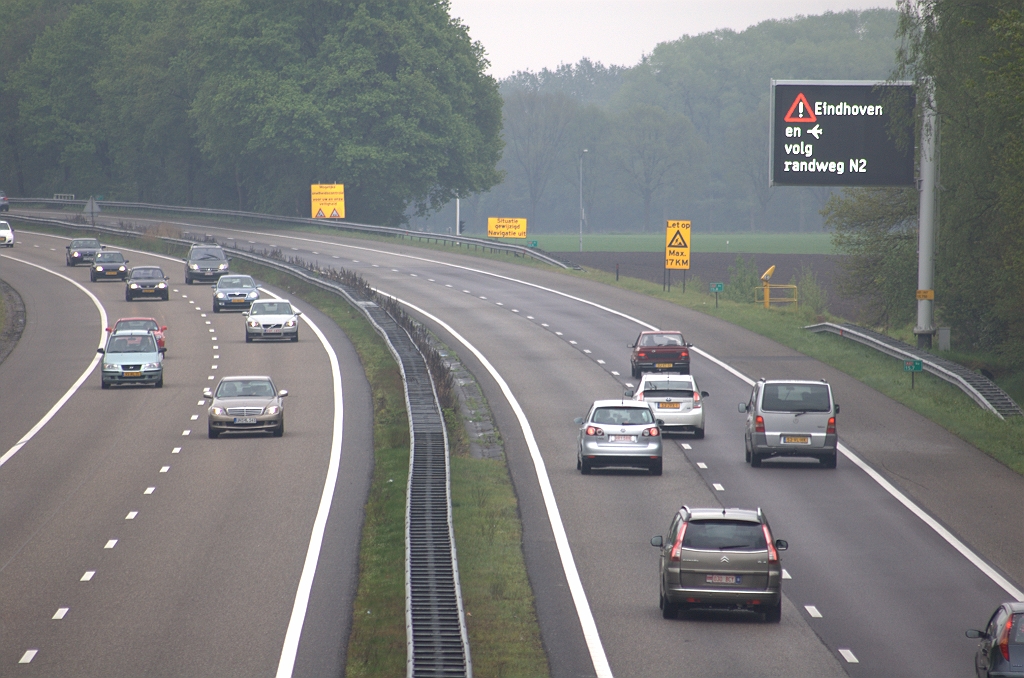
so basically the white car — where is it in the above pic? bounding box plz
[630,373,708,438]
[0,220,13,247]
[244,300,301,342]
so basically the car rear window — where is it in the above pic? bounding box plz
[639,332,684,347]
[592,407,654,425]
[761,383,831,412]
[641,381,693,398]
[682,520,767,551]
[116,320,158,331]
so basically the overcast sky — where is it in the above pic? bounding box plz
[449,0,897,78]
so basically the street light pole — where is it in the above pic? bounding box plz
[579,149,588,253]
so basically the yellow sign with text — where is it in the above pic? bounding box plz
[916,289,934,300]
[665,220,691,270]
[487,217,527,239]
[311,184,345,219]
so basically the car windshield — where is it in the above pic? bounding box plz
[591,406,654,425]
[641,380,694,397]
[250,303,290,315]
[640,332,684,347]
[218,277,255,289]
[682,520,767,551]
[191,248,225,261]
[0,223,11,232]
[95,252,124,263]
[72,239,100,248]
[216,379,275,398]
[761,384,831,412]
[116,319,158,331]
[107,334,157,353]
[130,268,164,280]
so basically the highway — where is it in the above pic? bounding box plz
[0,231,373,677]
[3,213,1023,677]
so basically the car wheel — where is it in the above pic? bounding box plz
[821,451,837,469]
[745,443,751,463]
[90,274,96,282]
[245,334,253,343]
[125,291,132,301]
[660,591,678,620]
[694,427,705,439]
[101,381,110,390]
[750,451,762,467]
[580,457,592,475]
[576,454,582,470]
[273,422,284,437]
[650,460,663,476]
[208,425,218,439]
[764,598,782,623]
[162,292,169,301]
[213,305,220,313]
[154,376,163,388]
[185,277,193,285]
[291,332,298,342]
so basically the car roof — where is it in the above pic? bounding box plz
[116,316,159,322]
[220,375,273,381]
[130,265,164,271]
[682,506,764,523]
[591,399,652,408]
[251,299,291,307]
[110,329,155,336]
[759,378,830,385]
[1004,602,1024,613]
[640,330,683,335]
[640,374,694,382]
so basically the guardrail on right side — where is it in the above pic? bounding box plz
[8,197,576,270]
[806,322,1023,420]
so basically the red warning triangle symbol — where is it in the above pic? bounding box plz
[315,208,325,218]
[668,231,688,248]
[330,209,340,218]
[784,93,817,123]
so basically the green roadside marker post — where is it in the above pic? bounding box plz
[710,282,724,308]
[904,359,923,389]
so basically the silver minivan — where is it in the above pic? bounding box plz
[739,379,838,468]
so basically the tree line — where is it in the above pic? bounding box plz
[0,0,503,226]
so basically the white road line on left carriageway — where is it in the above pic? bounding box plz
[0,254,108,469]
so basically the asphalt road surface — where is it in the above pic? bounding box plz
[0,231,373,677]
[5,212,1023,677]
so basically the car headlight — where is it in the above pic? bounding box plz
[216,292,226,299]
[130,283,139,289]
[189,263,199,270]
[118,265,126,271]
[247,319,260,328]
[218,262,229,269]
[72,251,81,257]
[102,362,116,370]
[95,265,104,271]
[246,291,258,299]
[142,362,161,371]
[157,282,167,289]
[285,318,297,327]
[264,405,281,415]
[210,406,226,415]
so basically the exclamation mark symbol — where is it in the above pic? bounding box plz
[799,101,805,118]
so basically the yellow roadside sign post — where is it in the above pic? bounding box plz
[311,184,345,219]
[665,220,691,292]
[487,217,527,239]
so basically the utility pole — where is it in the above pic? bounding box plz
[456,195,460,236]
[915,80,938,349]
[579,149,588,253]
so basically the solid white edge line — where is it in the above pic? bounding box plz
[385,292,614,678]
[261,291,346,678]
[0,255,108,469]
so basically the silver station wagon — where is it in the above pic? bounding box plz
[575,399,663,475]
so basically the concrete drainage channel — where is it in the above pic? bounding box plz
[12,215,472,677]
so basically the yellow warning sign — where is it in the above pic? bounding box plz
[916,289,934,300]
[487,217,527,239]
[311,184,345,219]
[665,220,691,270]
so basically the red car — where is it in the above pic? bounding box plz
[629,331,690,378]
[108,317,167,353]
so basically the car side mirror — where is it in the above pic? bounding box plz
[965,629,986,639]
[202,389,212,398]
[159,348,166,354]
[738,403,748,413]
[574,417,584,425]
[656,419,665,427]
[124,260,129,264]
[278,390,288,397]
[164,276,169,281]
[834,404,840,414]
[211,285,217,289]
[97,348,105,354]
[105,327,113,333]
[242,311,249,317]
[161,326,167,331]
[775,539,788,551]
[701,391,709,398]
[650,535,663,547]
[101,245,106,249]
[624,389,634,398]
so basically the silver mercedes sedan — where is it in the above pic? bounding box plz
[204,376,288,438]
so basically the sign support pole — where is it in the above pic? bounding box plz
[915,79,938,349]
[456,196,460,236]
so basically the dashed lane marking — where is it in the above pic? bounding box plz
[144,488,155,495]
[838,649,858,663]
[596,360,605,364]
[681,443,692,450]
[19,650,37,664]
[713,483,725,491]
[805,605,822,618]
[191,415,199,420]
[160,466,169,473]
[104,540,117,549]
[81,571,95,582]
[182,430,191,435]
[782,569,792,579]
[611,371,620,376]
[53,608,69,620]
[126,512,137,520]
[696,462,707,469]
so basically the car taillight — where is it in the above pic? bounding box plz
[670,522,688,562]
[763,525,779,563]
[681,348,689,358]
[693,392,701,409]
[755,416,765,433]
[827,417,836,434]
[636,392,644,401]
[999,614,1016,661]
[585,425,604,436]
[641,427,660,437]
[638,351,647,358]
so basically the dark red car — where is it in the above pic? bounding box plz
[108,317,167,353]
[629,331,690,378]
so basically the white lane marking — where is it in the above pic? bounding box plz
[713,483,725,491]
[53,608,69,620]
[512,309,518,313]
[19,650,37,663]
[197,400,205,405]
[81,571,95,581]
[181,294,188,298]
[838,649,859,663]
[253,291,345,678]
[409,273,416,277]
[596,360,605,364]
[462,289,470,293]
[104,540,117,549]
[625,383,635,388]
[569,340,577,345]
[611,371,620,376]
[214,354,220,359]
[182,430,191,436]
[496,302,503,306]
[383,293,613,678]
[0,255,108,469]
[332,255,339,259]
[805,605,822,618]
[160,466,169,473]
[541,322,548,327]
[555,331,563,336]
[190,415,199,420]
[527,315,534,319]
[212,365,218,369]
[212,337,217,340]
[208,376,215,380]
[782,569,792,579]
[201,313,207,317]
[144,488,155,495]
[312,251,319,255]
[205,321,211,325]
[208,329,215,333]
[696,462,707,469]
[583,350,592,354]
[428,278,435,282]
[391,268,398,272]
[126,512,138,520]
[445,284,452,288]
[213,345,219,349]
[681,443,692,450]
[292,248,299,251]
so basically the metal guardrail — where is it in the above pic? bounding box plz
[9,212,473,676]
[8,197,576,269]
[806,322,1023,420]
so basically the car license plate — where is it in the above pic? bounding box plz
[706,574,740,584]
[106,271,118,275]
[123,371,142,377]
[656,362,675,368]
[658,402,681,409]
[233,417,258,424]
[142,289,154,293]
[784,436,810,444]
[609,435,635,442]
[265,328,282,333]
[232,298,245,303]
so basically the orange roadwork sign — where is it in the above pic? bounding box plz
[487,217,527,238]
[311,184,345,218]
[665,220,691,270]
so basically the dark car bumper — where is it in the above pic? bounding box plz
[634,361,690,375]
[751,433,838,459]
[102,370,162,386]
[187,269,227,282]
